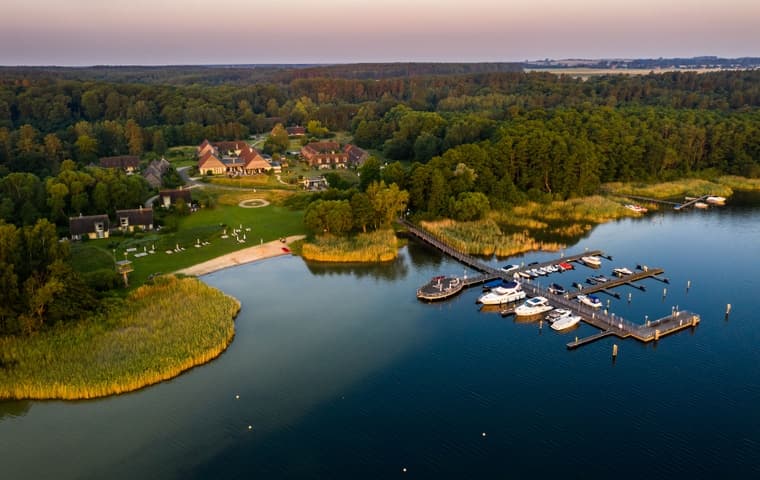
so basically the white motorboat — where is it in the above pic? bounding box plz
[517,271,532,280]
[705,196,726,205]
[551,314,582,331]
[545,308,573,323]
[548,283,566,295]
[477,282,526,305]
[500,264,520,273]
[545,265,559,273]
[577,294,602,309]
[612,267,633,277]
[515,296,553,317]
[581,255,602,268]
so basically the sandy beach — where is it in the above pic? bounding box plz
[175,235,305,276]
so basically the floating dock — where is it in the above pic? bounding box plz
[403,219,701,349]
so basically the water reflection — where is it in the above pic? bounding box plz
[305,253,410,280]
[0,400,30,420]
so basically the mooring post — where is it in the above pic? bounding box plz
[628,292,632,303]
[725,303,731,320]
[612,344,618,358]
[663,287,667,298]
[654,329,660,341]
[686,280,691,292]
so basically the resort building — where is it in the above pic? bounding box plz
[99,155,140,173]
[69,214,110,240]
[301,142,368,169]
[115,207,154,232]
[159,188,192,208]
[196,140,273,176]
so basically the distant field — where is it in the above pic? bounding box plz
[525,67,727,77]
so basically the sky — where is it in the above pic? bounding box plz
[2,0,759,65]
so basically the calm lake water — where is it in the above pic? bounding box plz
[2,194,760,479]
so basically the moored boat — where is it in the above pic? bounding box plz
[577,294,602,309]
[500,264,520,273]
[551,314,582,331]
[545,308,572,323]
[694,202,708,209]
[557,262,574,271]
[417,275,463,301]
[517,271,532,279]
[581,255,602,268]
[612,267,633,277]
[477,282,526,305]
[706,196,726,205]
[587,274,610,284]
[625,204,648,213]
[514,296,553,317]
[548,283,566,295]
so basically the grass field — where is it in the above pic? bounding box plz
[70,196,304,287]
[0,276,239,400]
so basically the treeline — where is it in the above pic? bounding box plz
[1,161,150,227]
[1,70,759,176]
[0,219,100,335]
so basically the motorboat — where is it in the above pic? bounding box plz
[551,314,582,331]
[477,282,526,305]
[482,278,505,291]
[706,196,726,205]
[587,274,610,284]
[625,204,648,213]
[577,294,602,309]
[545,308,573,322]
[612,267,633,277]
[530,268,542,277]
[581,255,602,268]
[514,296,553,317]
[500,264,520,273]
[557,262,574,271]
[545,265,559,273]
[537,267,550,276]
[547,283,566,295]
[517,271,533,280]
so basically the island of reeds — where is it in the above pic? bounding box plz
[0,276,240,400]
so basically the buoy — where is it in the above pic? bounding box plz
[628,293,632,303]
[726,304,732,315]
[248,425,253,430]
[663,287,667,297]
[402,467,408,473]
[235,394,240,399]
[482,432,487,437]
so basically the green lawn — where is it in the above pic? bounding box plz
[70,202,304,288]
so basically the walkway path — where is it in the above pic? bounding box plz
[175,235,305,276]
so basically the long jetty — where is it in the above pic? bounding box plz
[403,219,700,349]
[614,193,711,211]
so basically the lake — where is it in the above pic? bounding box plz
[2,194,760,479]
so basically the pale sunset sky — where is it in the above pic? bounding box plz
[2,0,758,65]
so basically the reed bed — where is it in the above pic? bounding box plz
[302,230,398,262]
[605,180,733,199]
[716,176,760,191]
[0,276,239,400]
[420,219,565,257]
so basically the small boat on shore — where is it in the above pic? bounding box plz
[706,196,726,205]
[694,202,708,209]
[515,296,553,317]
[625,204,648,213]
[417,275,463,301]
[551,314,582,331]
[581,256,602,268]
[548,283,566,295]
[477,281,526,305]
[577,294,602,309]
[612,267,633,277]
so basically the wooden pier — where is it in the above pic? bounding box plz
[615,193,712,211]
[403,219,701,349]
[567,268,665,298]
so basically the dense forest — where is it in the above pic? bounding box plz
[1,64,759,334]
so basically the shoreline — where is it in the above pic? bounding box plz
[175,235,305,276]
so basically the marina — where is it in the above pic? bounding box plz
[404,219,701,349]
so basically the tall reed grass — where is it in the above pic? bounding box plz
[0,276,240,400]
[302,230,398,262]
[605,180,733,198]
[717,176,760,191]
